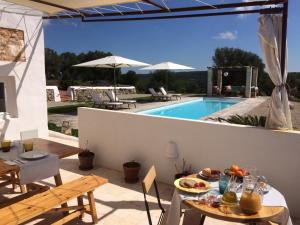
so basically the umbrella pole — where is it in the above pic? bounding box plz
[113,67,117,102]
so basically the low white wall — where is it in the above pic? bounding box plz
[0,3,48,140]
[78,108,300,217]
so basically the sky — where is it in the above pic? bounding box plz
[43,0,300,72]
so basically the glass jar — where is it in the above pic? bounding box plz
[239,175,263,214]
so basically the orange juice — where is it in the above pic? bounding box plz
[1,140,11,152]
[23,141,33,152]
[239,191,262,214]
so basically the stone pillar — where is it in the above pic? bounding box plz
[217,69,223,94]
[252,67,258,87]
[245,66,252,98]
[207,67,213,96]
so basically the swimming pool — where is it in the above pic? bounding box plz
[139,98,241,120]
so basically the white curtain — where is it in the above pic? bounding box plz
[258,15,292,130]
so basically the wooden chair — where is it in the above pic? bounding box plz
[0,175,108,225]
[142,166,167,225]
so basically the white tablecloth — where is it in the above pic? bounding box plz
[166,181,293,225]
[0,145,60,185]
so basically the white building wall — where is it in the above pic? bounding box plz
[0,4,48,139]
[78,108,300,218]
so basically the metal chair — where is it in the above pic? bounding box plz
[142,166,166,225]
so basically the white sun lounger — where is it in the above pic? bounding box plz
[90,90,123,109]
[160,87,182,100]
[148,88,171,101]
[106,91,136,108]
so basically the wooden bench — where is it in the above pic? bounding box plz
[0,175,108,225]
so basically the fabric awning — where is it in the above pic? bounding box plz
[5,0,140,14]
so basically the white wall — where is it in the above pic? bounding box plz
[78,108,300,218]
[0,4,48,139]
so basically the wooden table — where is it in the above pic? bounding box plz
[28,138,82,159]
[0,138,82,192]
[184,174,285,225]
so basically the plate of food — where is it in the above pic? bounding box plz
[198,168,221,181]
[19,150,48,160]
[174,177,211,194]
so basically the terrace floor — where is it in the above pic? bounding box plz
[1,136,298,225]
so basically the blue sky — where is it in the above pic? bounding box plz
[44,0,300,72]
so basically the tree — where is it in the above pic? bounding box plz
[148,70,175,90]
[45,48,61,80]
[212,47,273,95]
[120,70,139,86]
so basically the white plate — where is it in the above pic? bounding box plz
[19,150,48,160]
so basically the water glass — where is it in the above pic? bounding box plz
[219,174,229,194]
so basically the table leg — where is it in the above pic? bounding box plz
[54,173,69,215]
[199,215,206,225]
[77,196,84,219]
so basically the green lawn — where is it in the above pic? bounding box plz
[48,102,94,114]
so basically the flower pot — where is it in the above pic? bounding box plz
[174,172,192,180]
[123,161,141,183]
[78,151,95,171]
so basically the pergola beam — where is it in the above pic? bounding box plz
[30,0,87,17]
[43,0,285,20]
[141,0,167,11]
[81,8,282,22]
[280,1,288,79]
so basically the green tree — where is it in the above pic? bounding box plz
[148,70,175,90]
[120,70,139,86]
[45,48,61,80]
[212,47,273,95]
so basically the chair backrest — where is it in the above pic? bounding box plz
[142,166,165,225]
[106,90,119,102]
[148,88,158,96]
[20,129,38,140]
[90,91,103,104]
[142,165,156,193]
[159,87,167,96]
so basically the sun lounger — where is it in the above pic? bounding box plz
[90,90,123,109]
[106,90,136,108]
[160,87,182,100]
[148,88,171,101]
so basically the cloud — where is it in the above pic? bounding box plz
[213,31,238,41]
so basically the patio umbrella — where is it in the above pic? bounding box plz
[73,56,149,101]
[141,61,195,91]
[258,15,292,130]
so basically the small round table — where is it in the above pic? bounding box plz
[184,174,285,225]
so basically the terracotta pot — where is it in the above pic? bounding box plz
[174,172,192,180]
[78,151,95,171]
[123,162,141,183]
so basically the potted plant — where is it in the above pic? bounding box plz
[174,158,193,180]
[78,141,95,170]
[123,160,141,183]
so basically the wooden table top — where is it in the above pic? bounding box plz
[183,174,284,223]
[28,138,82,159]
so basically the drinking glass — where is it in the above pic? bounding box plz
[219,174,229,194]
[1,140,11,152]
[23,141,33,152]
[239,175,263,214]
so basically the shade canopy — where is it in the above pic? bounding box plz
[141,61,195,71]
[73,55,149,68]
[258,15,292,130]
[6,0,139,15]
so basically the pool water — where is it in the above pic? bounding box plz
[139,98,241,120]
